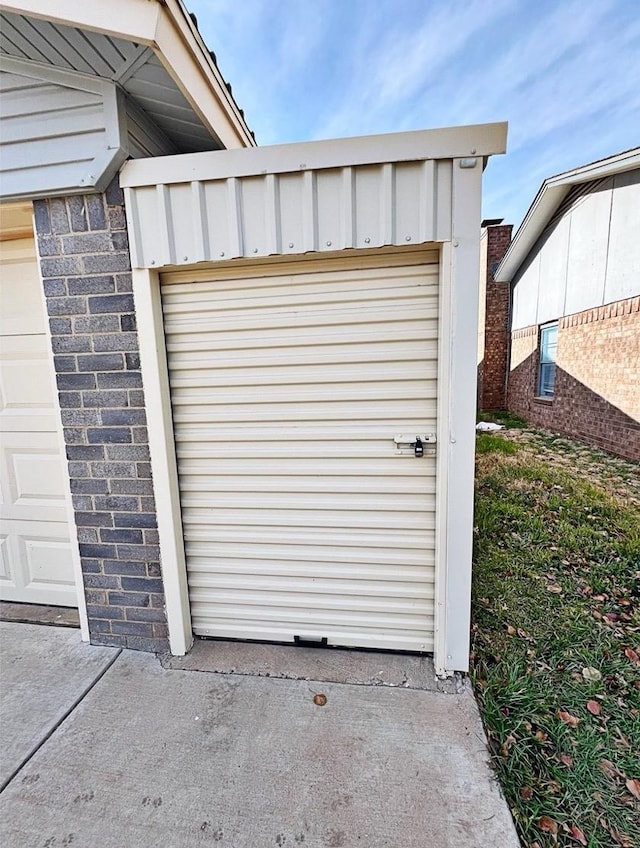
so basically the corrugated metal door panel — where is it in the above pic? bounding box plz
[162,255,439,651]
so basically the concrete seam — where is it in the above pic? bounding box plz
[0,647,123,795]
[157,656,467,695]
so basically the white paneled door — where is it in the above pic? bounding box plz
[0,237,76,606]
[162,251,439,651]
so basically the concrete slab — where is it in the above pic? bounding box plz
[161,638,463,693]
[0,650,519,848]
[0,602,80,629]
[0,621,119,790]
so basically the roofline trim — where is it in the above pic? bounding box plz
[495,146,640,282]
[120,121,508,187]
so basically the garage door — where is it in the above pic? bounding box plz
[0,237,77,607]
[162,251,439,651]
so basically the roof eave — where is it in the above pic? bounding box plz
[0,0,255,150]
[495,146,640,282]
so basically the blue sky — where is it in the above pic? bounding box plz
[188,0,640,228]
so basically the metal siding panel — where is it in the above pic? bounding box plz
[166,182,198,265]
[125,152,446,268]
[435,160,453,241]
[129,185,162,268]
[277,173,306,255]
[203,180,232,260]
[394,161,424,245]
[239,176,268,257]
[316,168,346,251]
[354,165,383,248]
[162,259,439,651]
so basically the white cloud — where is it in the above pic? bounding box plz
[185,0,640,224]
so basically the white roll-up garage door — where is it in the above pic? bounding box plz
[161,250,440,652]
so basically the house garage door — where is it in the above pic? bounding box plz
[162,251,439,651]
[0,237,77,607]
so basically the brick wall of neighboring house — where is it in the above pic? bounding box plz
[33,180,169,652]
[478,224,512,410]
[508,297,640,461]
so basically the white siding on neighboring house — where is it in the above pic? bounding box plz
[511,169,640,329]
[605,169,640,302]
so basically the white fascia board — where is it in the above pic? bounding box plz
[546,146,640,188]
[0,0,255,150]
[0,0,160,42]
[495,146,640,282]
[121,122,508,187]
[152,0,254,150]
[494,184,567,282]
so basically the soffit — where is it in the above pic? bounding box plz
[0,6,252,153]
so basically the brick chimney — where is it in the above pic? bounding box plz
[477,222,513,410]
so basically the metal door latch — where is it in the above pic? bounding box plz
[394,433,436,456]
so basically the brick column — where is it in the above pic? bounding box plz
[480,224,512,410]
[33,179,169,652]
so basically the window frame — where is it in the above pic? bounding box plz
[537,321,558,399]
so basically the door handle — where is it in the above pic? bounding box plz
[394,434,436,456]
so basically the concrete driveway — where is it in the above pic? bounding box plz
[0,622,519,847]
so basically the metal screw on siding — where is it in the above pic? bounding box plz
[405,235,412,241]
[220,251,225,257]
[289,242,294,248]
[326,241,332,246]
[364,237,371,244]
[150,259,155,265]
[183,256,188,261]
[253,248,258,253]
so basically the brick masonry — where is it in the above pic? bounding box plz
[477,224,512,410]
[33,180,169,651]
[508,296,640,461]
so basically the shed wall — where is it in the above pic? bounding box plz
[124,160,454,268]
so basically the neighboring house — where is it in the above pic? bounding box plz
[495,148,640,462]
[0,0,507,675]
[477,219,513,411]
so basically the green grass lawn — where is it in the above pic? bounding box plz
[472,429,640,848]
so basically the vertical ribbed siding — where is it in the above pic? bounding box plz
[161,252,439,651]
[127,160,452,268]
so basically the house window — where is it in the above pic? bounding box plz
[538,322,558,398]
